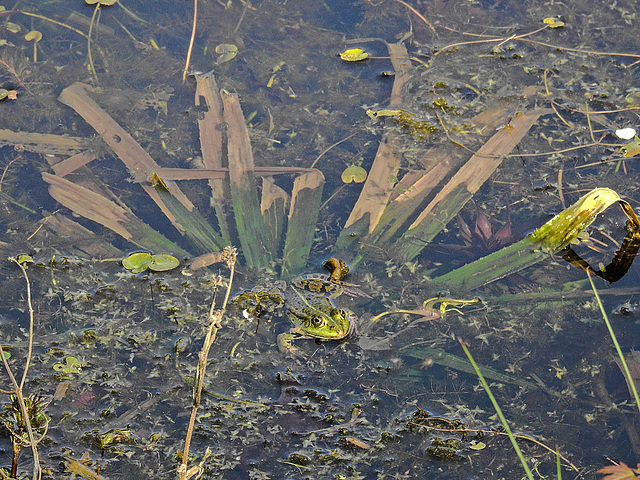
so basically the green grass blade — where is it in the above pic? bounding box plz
[459,338,534,480]
[588,273,640,415]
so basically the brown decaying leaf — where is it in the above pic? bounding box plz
[42,172,133,240]
[0,128,84,155]
[58,82,193,233]
[51,152,97,177]
[597,462,640,480]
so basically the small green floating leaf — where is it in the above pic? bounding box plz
[339,47,368,62]
[543,16,565,28]
[16,254,34,265]
[122,252,153,273]
[149,254,179,272]
[2,350,10,360]
[341,165,367,183]
[53,356,82,374]
[215,44,238,64]
[24,30,42,43]
[6,22,21,33]
[122,252,179,272]
[366,108,403,119]
[622,136,640,157]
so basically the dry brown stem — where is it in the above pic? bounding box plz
[178,247,237,480]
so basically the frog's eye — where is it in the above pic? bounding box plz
[311,316,326,328]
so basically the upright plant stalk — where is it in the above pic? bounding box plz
[0,258,41,480]
[459,338,534,480]
[178,247,236,480]
[182,0,198,83]
[87,3,100,82]
[588,272,640,415]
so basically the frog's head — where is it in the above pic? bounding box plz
[299,308,353,340]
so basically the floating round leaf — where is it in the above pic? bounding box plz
[122,252,153,273]
[215,44,238,64]
[339,48,369,62]
[149,254,180,272]
[341,165,367,183]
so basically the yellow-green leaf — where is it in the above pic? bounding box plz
[339,48,368,62]
[122,252,153,273]
[215,44,238,64]
[53,356,82,375]
[367,108,403,119]
[543,16,565,28]
[149,254,179,272]
[25,30,42,42]
[341,165,367,183]
[16,254,34,264]
[531,187,622,252]
[622,137,640,157]
[6,22,21,33]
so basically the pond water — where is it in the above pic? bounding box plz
[0,0,639,478]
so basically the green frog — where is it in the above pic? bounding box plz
[233,259,355,353]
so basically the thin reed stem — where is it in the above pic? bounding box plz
[587,272,640,415]
[459,338,534,480]
[182,0,198,83]
[0,258,41,480]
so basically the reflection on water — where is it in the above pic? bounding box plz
[0,0,639,478]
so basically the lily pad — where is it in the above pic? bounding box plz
[122,252,153,273]
[149,253,180,271]
[122,252,179,273]
[341,165,367,183]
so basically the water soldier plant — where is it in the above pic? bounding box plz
[2,43,638,290]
